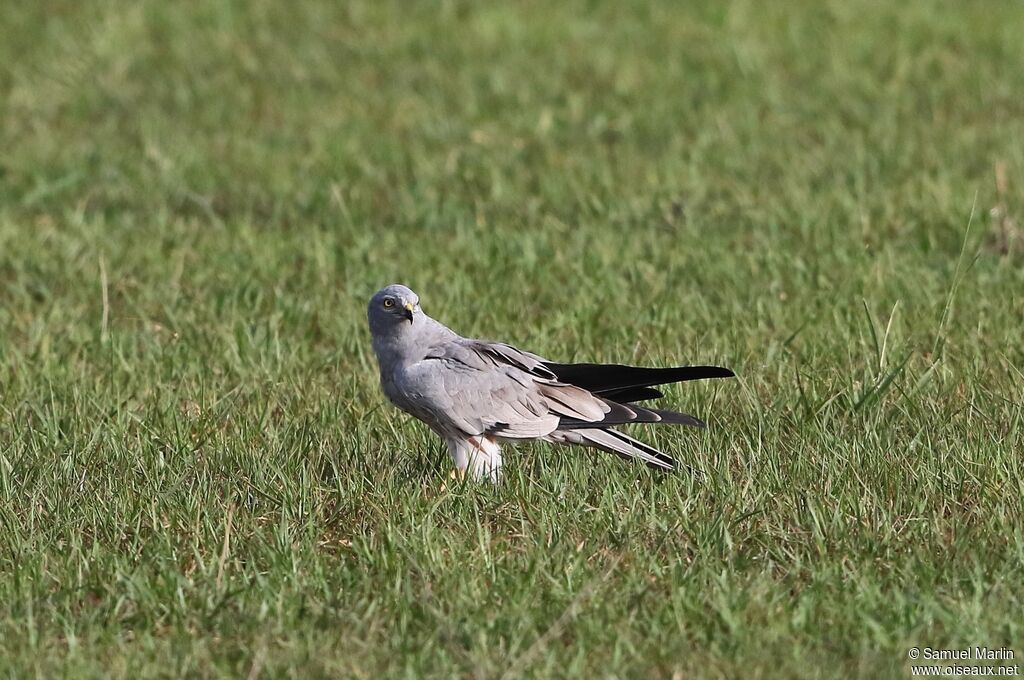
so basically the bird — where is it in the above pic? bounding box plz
[366,283,734,482]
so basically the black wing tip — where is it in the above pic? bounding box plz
[543,361,736,388]
[598,386,664,403]
[687,415,709,429]
[638,407,708,429]
[687,365,735,379]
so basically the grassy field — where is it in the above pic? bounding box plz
[2,0,1023,677]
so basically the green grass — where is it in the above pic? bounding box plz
[2,0,1024,677]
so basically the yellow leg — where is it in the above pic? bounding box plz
[439,466,466,492]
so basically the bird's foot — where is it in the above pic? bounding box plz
[439,467,466,492]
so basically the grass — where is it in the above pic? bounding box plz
[2,0,1023,677]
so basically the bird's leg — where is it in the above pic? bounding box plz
[443,437,501,483]
[466,436,503,483]
[444,439,469,486]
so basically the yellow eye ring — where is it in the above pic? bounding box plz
[383,298,395,308]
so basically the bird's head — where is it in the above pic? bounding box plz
[367,283,421,339]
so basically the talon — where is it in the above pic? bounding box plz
[440,467,465,492]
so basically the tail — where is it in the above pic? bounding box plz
[547,428,676,471]
[547,362,734,430]
[543,360,733,475]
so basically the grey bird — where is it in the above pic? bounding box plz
[367,283,734,481]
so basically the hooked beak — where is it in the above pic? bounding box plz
[402,302,414,322]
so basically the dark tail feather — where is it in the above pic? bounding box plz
[601,386,664,403]
[552,428,675,470]
[545,363,734,396]
[560,403,706,430]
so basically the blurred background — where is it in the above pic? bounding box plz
[4,1,1021,339]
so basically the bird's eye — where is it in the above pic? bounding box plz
[383,298,395,308]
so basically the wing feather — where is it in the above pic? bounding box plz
[411,339,612,439]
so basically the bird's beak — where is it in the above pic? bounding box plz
[403,302,415,322]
